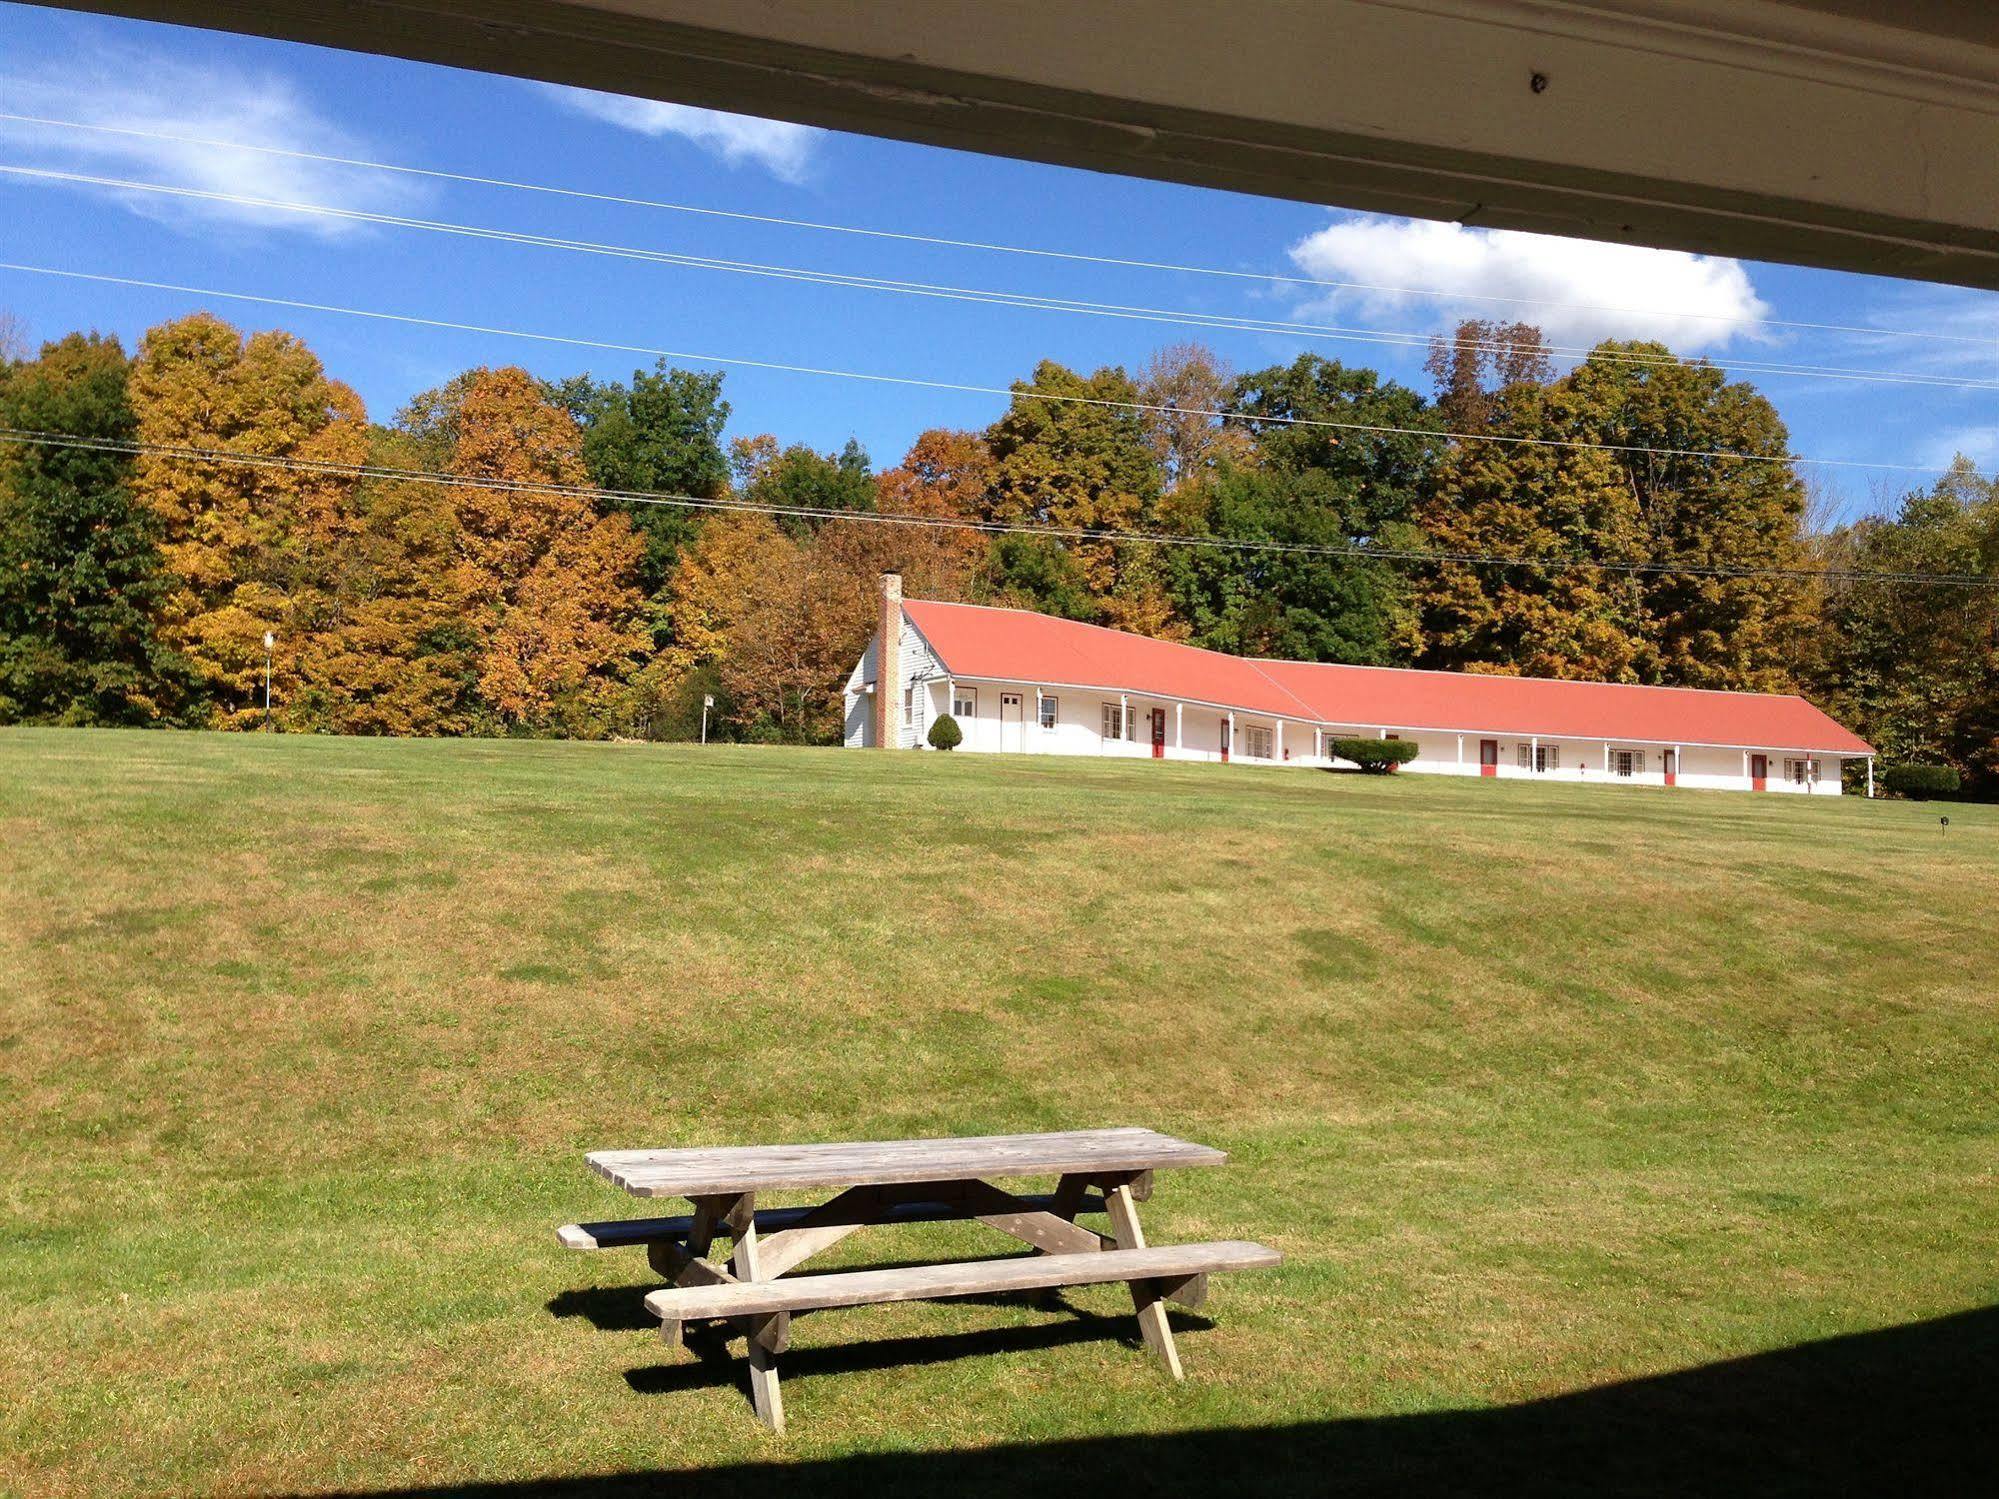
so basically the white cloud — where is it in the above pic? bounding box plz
[535,85,823,184]
[1285,214,1772,354]
[0,52,424,239]
[1916,423,1999,474]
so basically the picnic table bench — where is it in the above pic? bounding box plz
[558,1127,1279,1432]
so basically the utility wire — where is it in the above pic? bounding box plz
[2,426,1991,588]
[0,260,1970,477]
[2,108,1989,353]
[3,162,1994,396]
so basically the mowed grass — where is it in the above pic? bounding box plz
[0,728,1994,1496]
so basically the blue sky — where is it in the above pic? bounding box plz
[0,2,1993,522]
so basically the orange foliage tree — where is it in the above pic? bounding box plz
[447,367,647,733]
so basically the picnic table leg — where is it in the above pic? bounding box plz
[658,1195,731,1354]
[1104,1179,1183,1381]
[727,1194,786,1434]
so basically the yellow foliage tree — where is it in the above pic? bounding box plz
[128,312,370,726]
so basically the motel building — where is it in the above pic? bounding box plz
[845,574,1878,796]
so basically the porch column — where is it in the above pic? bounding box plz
[1456,734,1464,770]
[1175,702,1183,750]
[1866,756,1874,798]
[1742,750,1750,783]
[1226,709,1235,762]
[1530,735,1539,774]
[1314,727,1323,760]
[1603,741,1610,775]
[1276,720,1284,760]
[943,676,954,751]
[1119,692,1129,752]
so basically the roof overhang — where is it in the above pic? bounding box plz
[939,671,1871,755]
[49,0,1999,288]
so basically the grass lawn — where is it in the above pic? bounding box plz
[1,728,1994,1497]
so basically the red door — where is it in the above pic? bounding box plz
[1220,718,1231,763]
[1150,708,1166,758]
[1663,749,1677,787]
[1479,738,1498,777]
[1750,753,1768,791]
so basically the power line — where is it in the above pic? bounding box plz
[3,108,1990,354]
[2,426,1991,588]
[5,162,1994,397]
[0,260,1969,478]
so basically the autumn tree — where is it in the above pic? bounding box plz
[1563,342,1813,690]
[0,333,189,724]
[128,313,369,726]
[871,427,991,581]
[1416,380,1651,680]
[283,427,478,736]
[1424,318,1554,431]
[1137,343,1252,494]
[983,360,1172,631]
[718,534,861,742]
[444,366,646,734]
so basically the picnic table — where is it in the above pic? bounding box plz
[558,1127,1280,1432]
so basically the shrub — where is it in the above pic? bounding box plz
[1883,764,1960,798]
[927,713,963,751]
[1330,736,1419,773]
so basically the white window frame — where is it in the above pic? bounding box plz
[1784,756,1818,785]
[1612,748,1645,777]
[902,682,915,729]
[952,686,977,719]
[1518,743,1561,772]
[1038,694,1058,731]
[1243,724,1274,760]
[1101,702,1127,740]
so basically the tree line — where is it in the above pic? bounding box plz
[1,311,1994,789]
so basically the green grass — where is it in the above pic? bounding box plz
[0,729,1993,1496]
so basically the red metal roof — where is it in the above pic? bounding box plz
[903,600,1872,754]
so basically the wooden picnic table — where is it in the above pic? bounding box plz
[560,1127,1279,1433]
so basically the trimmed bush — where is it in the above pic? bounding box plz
[1330,736,1419,773]
[927,713,963,751]
[1883,763,1960,799]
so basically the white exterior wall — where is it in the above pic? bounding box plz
[892,682,1849,795]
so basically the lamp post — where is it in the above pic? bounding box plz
[701,693,714,746]
[262,631,275,731]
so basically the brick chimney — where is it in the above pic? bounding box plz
[874,572,903,749]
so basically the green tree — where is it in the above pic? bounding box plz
[1168,355,1440,663]
[1228,354,1440,531]
[736,436,877,538]
[556,362,730,603]
[1808,458,1999,789]
[1166,465,1416,663]
[0,333,188,724]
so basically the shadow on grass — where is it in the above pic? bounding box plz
[297,1304,1995,1498]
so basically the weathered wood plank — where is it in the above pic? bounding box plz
[588,1128,1226,1198]
[643,1241,1279,1321]
[958,1180,1107,1256]
[1106,1182,1182,1380]
[729,1197,785,1434]
[755,1185,885,1279]
[558,1191,1109,1253]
